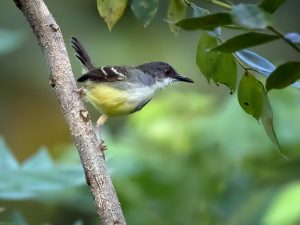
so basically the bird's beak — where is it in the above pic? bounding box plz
[175,75,194,83]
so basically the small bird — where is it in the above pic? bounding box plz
[71,37,194,128]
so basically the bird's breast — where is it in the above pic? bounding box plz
[85,82,155,116]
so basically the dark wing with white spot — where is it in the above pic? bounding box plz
[77,66,128,82]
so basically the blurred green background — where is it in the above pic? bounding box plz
[1,0,300,224]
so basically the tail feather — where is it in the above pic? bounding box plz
[70,37,95,71]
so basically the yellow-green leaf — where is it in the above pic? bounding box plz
[167,0,187,35]
[131,0,159,27]
[214,53,237,92]
[238,72,265,120]
[97,0,128,31]
[261,94,281,150]
[196,32,220,82]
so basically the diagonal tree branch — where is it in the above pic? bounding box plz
[12,0,126,224]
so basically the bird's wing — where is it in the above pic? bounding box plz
[77,66,128,82]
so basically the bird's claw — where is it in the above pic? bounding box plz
[100,141,107,152]
[99,140,107,159]
[75,87,86,97]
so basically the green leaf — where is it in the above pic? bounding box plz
[176,12,233,30]
[196,32,237,91]
[131,0,159,27]
[258,0,286,13]
[213,53,237,92]
[266,62,300,91]
[212,32,279,53]
[261,94,281,150]
[167,0,187,35]
[238,72,265,120]
[235,50,275,76]
[196,32,220,82]
[0,144,84,200]
[231,4,272,29]
[22,148,54,170]
[97,0,128,31]
[0,138,19,170]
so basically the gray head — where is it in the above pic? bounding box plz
[137,62,194,89]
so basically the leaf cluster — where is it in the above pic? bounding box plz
[96,0,300,149]
[174,0,300,149]
[97,0,160,30]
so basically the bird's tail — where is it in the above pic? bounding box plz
[70,37,95,71]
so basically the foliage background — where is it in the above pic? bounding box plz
[0,0,300,224]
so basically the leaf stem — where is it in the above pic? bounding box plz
[184,0,193,7]
[202,0,232,10]
[200,0,300,54]
[268,26,300,54]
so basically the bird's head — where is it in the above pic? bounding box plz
[137,62,194,89]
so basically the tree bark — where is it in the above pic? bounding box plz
[13,0,126,224]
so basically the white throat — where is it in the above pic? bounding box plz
[155,78,175,90]
[126,78,175,107]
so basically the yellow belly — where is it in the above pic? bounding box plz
[86,83,135,116]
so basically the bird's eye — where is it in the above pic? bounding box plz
[164,69,171,75]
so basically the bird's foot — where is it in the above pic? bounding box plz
[75,87,86,98]
[99,140,107,159]
[100,140,108,152]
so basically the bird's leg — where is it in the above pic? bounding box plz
[96,114,108,138]
[96,115,108,154]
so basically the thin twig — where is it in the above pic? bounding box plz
[184,0,193,7]
[201,0,300,54]
[268,26,300,54]
[12,0,126,224]
[202,0,232,10]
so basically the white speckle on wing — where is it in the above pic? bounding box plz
[111,67,125,80]
[100,66,107,76]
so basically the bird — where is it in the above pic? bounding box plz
[70,37,194,129]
